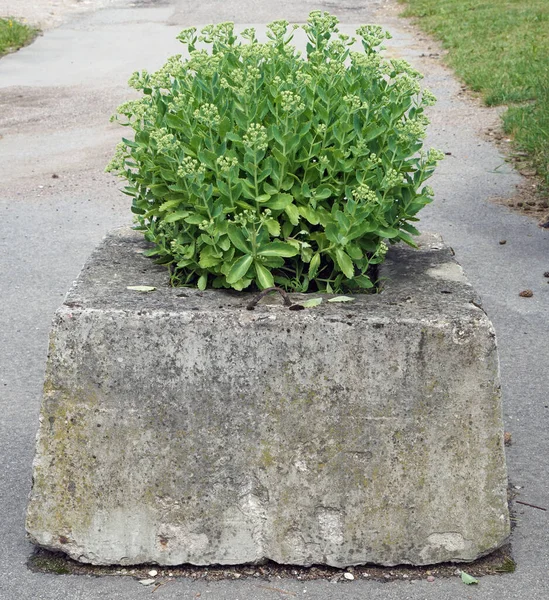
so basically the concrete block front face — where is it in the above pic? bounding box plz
[26,229,510,567]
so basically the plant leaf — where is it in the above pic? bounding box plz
[335,248,355,279]
[285,203,300,226]
[258,242,299,257]
[227,224,251,253]
[301,297,323,308]
[226,254,253,284]
[265,193,293,210]
[264,219,281,237]
[254,261,275,289]
[327,296,355,303]
[127,285,156,292]
[460,572,479,585]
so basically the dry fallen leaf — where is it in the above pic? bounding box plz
[127,285,156,292]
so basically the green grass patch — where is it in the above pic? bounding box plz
[0,17,39,57]
[399,0,549,189]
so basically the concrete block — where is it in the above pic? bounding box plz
[26,228,510,566]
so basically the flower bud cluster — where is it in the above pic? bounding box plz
[243,123,268,151]
[383,168,403,189]
[187,50,221,77]
[421,89,437,107]
[128,70,150,90]
[150,55,184,88]
[356,25,392,49]
[397,115,429,141]
[193,103,221,127]
[392,74,422,96]
[390,59,421,78]
[352,183,378,203]
[280,90,305,113]
[427,148,445,163]
[216,155,239,173]
[104,142,128,174]
[177,156,205,177]
[150,128,178,154]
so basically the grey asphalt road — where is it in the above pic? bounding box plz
[1,1,548,599]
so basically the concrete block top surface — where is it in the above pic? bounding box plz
[66,227,483,323]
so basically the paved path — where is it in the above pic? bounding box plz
[1,1,548,598]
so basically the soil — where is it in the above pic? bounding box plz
[28,544,516,584]
[482,125,549,227]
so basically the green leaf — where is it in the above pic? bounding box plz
[225,132,242,143]
[285,203,300,226]
[376,227,400,239]
[363,123,386,142]
[301,297,323,308]
[263,181,279,195]
[265,193,293,210]
[164,211,190,223]
[218,116,231,139]
[308,253,321,279]
[254,262,275,289]
[199,248,221,268]
[258,242,299,257]
[314,186,332,200]
[327,296,355,303]
[127,286,156,292]
[298,206,320,225]
[460,572,479,585]
[264,219,281,237]
[197,273,207,291]
[335,248,355,279]
[227,224,251,253]
[353,275,374,289]
[227,254,253,284]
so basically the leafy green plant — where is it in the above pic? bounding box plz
[0,17,38,57]
[107,11,442,292]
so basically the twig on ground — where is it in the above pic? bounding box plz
[247,287,294,310]
[516,500,547,511]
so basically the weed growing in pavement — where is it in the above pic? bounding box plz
[0,17,38,56]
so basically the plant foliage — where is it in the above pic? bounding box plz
[107,12,442,292]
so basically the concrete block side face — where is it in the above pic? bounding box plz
[26,232,510,566]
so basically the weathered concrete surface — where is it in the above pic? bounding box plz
[26,228,510,567]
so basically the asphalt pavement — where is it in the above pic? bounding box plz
[1,1,548,598]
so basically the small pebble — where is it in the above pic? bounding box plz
[519,289,533,297]
[427,575,435,582]
[362,573,370,577]
[344,572,355,580]
[543,272,549,278]
[233,573,241,579]
[138,579,156,586]
[148,569,158,577]
[499,240,507,245]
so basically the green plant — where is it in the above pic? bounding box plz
[0,17,38,57]
[107,11,442,292]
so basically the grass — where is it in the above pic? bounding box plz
[399,0,549,191]
[0,17,39,57]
